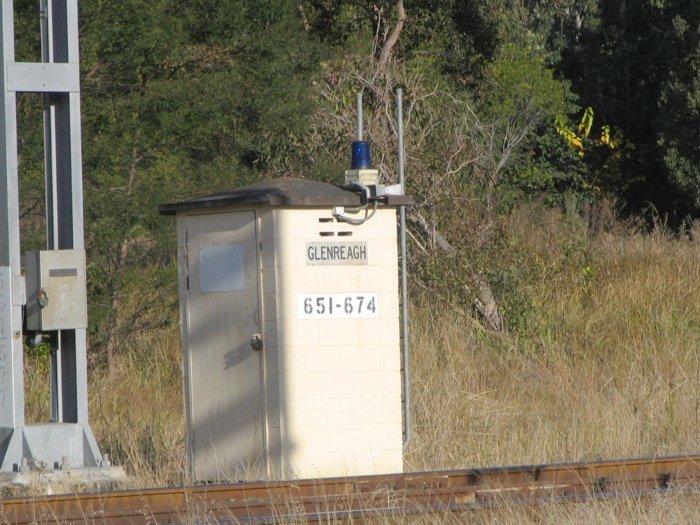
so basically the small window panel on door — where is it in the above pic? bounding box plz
[198,244,245,293]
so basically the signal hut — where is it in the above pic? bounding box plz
[160,178,411,481]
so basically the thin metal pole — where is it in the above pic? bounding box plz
[356,92,363,141]
[41,0,63,424]
[0,0,27,435]
[396,88,411,449]
[41,0,59,249]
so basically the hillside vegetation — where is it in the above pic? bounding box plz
[27,206,700,481]
[13,1,700,520]
[24,204,700,522]
[14,1,700,365]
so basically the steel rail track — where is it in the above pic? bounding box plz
[0,454,698,524]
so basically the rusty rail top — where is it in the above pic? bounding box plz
[1,454,699,524]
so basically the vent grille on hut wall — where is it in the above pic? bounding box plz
[317,215,353,237]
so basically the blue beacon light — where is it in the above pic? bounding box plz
[351,141,372,169]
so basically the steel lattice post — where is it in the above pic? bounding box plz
[0,0,100,471]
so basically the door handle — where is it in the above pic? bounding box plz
[251,333,263,351]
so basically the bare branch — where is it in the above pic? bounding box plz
[409,210,504,331]
[376,0,406,76]
[297,4,312,33]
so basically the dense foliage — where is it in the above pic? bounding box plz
[12,0,700,361]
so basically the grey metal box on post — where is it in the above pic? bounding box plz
[25,249,88,331]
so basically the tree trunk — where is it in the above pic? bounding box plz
[104,240,129,375]
[104,134,142,374]
[410,210,504,331]
[376,0,406,76]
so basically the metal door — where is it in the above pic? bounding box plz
[184,211,264,480]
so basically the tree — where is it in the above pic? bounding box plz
[302,0,572,330]
[77,0,322,371]
[657,4,700,209]
[560,0,700,220]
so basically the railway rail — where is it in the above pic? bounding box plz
[1,454,698,523]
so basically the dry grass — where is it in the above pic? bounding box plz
[407,211,700,472]
[21,205,700,521]
[394,493,700,524]
[88,335,185,489]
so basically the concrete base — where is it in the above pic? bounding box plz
[0,423,102,472]
[0,466,127,497]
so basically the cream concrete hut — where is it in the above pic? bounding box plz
[159,178,411,481]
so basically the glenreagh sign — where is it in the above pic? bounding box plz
[306,242,367,265]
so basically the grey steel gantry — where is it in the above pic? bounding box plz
[0,0,102,471]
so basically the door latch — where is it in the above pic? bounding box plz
[38,288,49,308]
[251,333,263,351]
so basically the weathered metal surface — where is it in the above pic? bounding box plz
[0,455,698,523]
[181,211,265,481]
[0,0,102,472]
[158,177,413,215]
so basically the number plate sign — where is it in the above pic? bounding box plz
[298,293,379,319]
[306,242,367,265]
